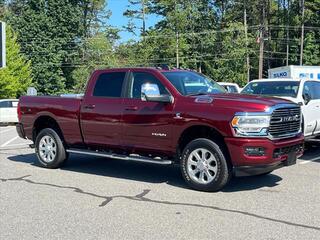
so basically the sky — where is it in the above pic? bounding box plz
[107,0,161,42]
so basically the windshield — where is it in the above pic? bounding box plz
[242,81,300,97]
[162,71,226,96]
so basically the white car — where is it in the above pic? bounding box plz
[0,99,19,124]
[241,78,320,139]
[218,82,242,93]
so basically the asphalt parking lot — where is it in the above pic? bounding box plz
[0,126,319,240]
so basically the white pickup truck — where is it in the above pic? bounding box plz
[241,78,320,140]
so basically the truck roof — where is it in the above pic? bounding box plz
[250,78,302,82]
[92,67,196,73]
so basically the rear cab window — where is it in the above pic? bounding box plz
[93,72,127,98]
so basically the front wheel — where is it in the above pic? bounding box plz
[181,138,231,192]
[35,128,68,168]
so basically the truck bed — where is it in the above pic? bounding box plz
[19,96,84,145]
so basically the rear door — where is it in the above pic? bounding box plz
[122,71,175,154]
[80,70,127,148]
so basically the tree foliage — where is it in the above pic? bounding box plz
[119,0,320,86]
[0,26,32,98]
[1,0,320,95]
[6,0,109,95]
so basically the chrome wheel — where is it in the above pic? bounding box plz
[39,135,57,163]
[187,148,218,184]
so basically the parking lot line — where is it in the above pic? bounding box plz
[1,142,30,148]
[0,136,19,148]
[0,127,15,134]
[299,157,320,165]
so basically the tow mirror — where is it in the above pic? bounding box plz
[303,93,311,105]
[141,83,173,103]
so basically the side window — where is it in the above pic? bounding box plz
[93,72,126,98]
[130,72,169,99]
[303,82,315,100]
[0,101,11,108]
[313,82,320,99]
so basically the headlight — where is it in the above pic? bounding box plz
[231,115,270,137]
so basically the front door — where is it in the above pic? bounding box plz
[122,71,175,154]
[80,71,127,148]
[310,81,320,134]
[302,81,320,136]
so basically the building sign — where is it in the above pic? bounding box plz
[272,71,288,78]
[27,87,37,96]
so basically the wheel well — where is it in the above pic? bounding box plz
[177,125,231,164]
[33,116,64,142]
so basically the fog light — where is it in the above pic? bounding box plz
[245,147,265,156]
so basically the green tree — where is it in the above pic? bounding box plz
[0,26,32,98]
[6,0,84,95]
[73,32,120,92]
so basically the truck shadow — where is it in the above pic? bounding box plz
[301,145,320,162]
[7,153,282,192]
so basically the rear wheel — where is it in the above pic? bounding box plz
[35,128,67,168]
[181,138,231,192]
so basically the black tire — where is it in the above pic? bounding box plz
[35,128,67,169]
[180,138,231,192]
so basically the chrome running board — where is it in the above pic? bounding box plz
[67,149,173,165]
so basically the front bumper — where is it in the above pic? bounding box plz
[225,134,304,176]
[234,159,293,177]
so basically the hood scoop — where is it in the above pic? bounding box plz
[194,96,213,104]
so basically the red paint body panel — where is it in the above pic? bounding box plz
[19,96,83,145]
[18,67,304,168]
[225,134,304,166]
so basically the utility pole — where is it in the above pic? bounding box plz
[141,0,146,36]
[176,32,179,68]
[286,0,290,66]
[258,1,266,79]
[0,21,6,68]
[299,0,305,66]
[258,28,264,79]
[243,1,250,82]
[175,0,179,68]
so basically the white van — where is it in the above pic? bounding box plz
[241,79,320,140]
[0,99,19,124]
[218,82,242,93]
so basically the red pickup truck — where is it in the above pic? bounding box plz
[16,68,304,191]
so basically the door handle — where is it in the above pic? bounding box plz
[84,104,96,109]
[125,106,138,111]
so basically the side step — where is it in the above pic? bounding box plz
[66,149,173,165]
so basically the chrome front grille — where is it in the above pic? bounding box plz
[269,106,301,138]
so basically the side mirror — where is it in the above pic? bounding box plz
[303,92,311,105]
[141,83,173,103]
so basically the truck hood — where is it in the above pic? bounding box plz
[191,93,294,112]
[273,96,298,104]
